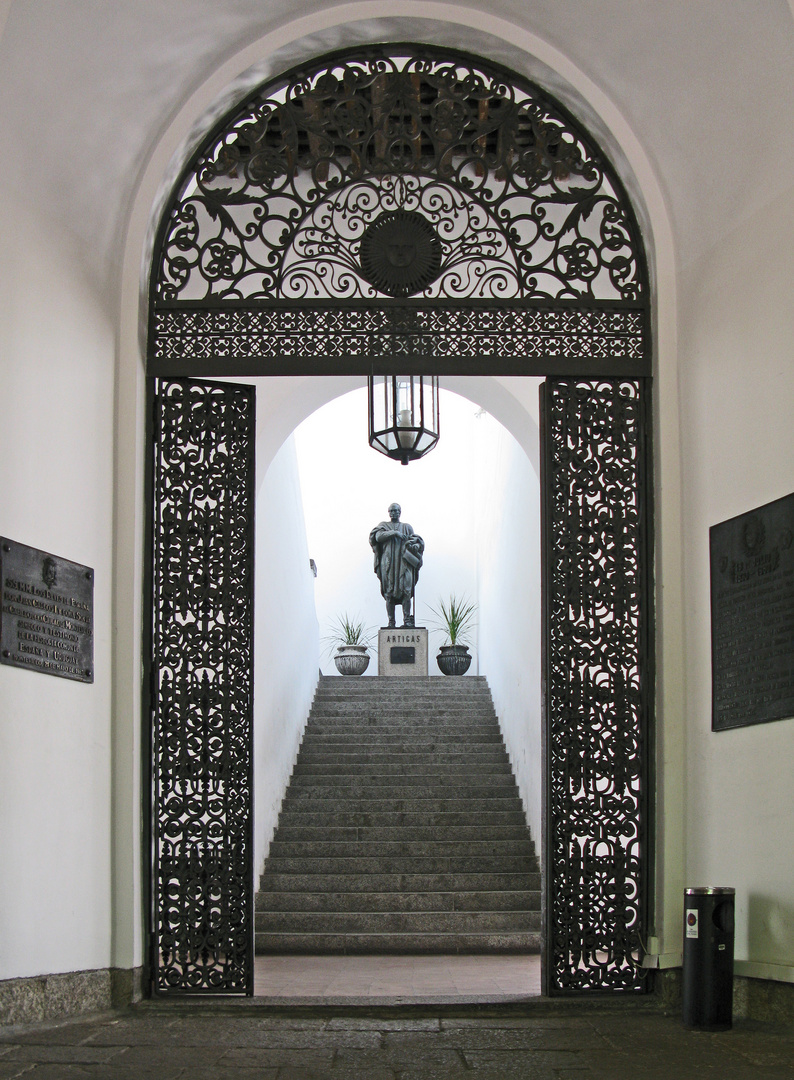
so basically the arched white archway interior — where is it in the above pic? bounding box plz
[144,45,653,998]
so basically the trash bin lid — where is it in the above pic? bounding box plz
[685,886,735,895]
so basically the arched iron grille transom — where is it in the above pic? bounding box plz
[146,44,652,998]
[149,45,649,377]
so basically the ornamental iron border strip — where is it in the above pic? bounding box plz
[150,301,648,378]
[541,379,652,995]
[147,378,256,995]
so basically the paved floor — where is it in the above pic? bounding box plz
[253,955,541,1003]
[2,1001,793,1079]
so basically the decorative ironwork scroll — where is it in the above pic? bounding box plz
[542,379,651,994]
[149,378,255,994]
[151,302,647,377]
[152,47,645,310]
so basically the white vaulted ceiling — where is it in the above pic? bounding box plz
[0,1,792,304]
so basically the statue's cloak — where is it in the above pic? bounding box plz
[369,521,424,603]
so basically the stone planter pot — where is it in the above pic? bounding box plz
[334,644,370,676]
[436,644,472,676]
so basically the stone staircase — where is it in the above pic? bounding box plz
[255,675,541,953]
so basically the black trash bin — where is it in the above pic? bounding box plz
[682,886,735,1030]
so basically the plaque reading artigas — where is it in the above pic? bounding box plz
[0,538,94,683]
[710,493,794,731]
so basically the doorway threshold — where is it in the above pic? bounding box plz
[254,954,540,1005]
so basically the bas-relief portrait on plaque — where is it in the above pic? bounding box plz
[0,537,94,683]
[710,492,794,731]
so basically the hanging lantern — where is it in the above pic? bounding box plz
[368,375,440,465]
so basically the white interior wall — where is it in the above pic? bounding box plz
[678,186,794,979]
[253,433,320,878]
[474,420,543,844]
[0,194,115,981]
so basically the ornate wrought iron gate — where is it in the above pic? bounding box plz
[541,379,652,993]
[145,45,653,996]
[146,378,256,993]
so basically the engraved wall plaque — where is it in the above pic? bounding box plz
[1,538,94,682]
[710,493,794,730]
[390,646,416,664]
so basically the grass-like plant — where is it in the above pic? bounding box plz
[323,614,375,655]
[427,594,477,646]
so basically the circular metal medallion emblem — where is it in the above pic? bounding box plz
[359,210,443,297]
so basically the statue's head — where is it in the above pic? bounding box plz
[388,503,401,521]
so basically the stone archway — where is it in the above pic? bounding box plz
[145,45,653,997]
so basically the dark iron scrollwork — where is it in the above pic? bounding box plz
[150,302,646,375]
[154,48,644,305]
[543,379,650,993]
[150,378,255,994]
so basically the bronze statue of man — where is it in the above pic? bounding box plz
[369,503,425,628]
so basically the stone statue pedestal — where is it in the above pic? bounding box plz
[378,627,429,676]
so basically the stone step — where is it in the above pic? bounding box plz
[258,872,541,893]
[296,750,510,765]
[278,798,524,816]
[273,824,532,842]
[313,675,490,689]
[256,889,540,913]
[289,772,517,787]
[282,785,521,801]
[263,855,537,875]
[299,734,504,745]
[255,910,541,934]
[256,675,539,957]
[268,839,532,859]
[273,810,528,828]
[309,710,496,718]
[254,931,541,954]
[300,734,499,743]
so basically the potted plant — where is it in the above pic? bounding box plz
[428,595,477,675]
[326,614,374,676]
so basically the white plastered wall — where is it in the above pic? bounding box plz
[678,186,794,981]
[115,4,681,976]
[0,193,115,980]
[474,420,542,845]
[253,433,320,879]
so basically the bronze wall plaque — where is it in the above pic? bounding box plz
[1,537,94,682]
[710,493,794,730]
[390,647,416,664]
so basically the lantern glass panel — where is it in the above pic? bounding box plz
[368,375,440,464]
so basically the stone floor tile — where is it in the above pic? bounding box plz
[0,1064,30,1080]
[325,1017,440,1030]
[385,1027,604,1051]
[215,1029,382,1049]
[440,1016,596,1029]
[462,1048,585,1075]
[277,1066,397,1080]
[107,1043,228,1068]
[399,1070,469,1080]
[725,1027,794,1067]
[0,1020,105,1045]
[334,1047,465,1069]
[1,1044,125,1064]
[582,1053,793,1080]
[0,1067,184,1080]
[219,1047,335,1067]
[177,1069,279,1080]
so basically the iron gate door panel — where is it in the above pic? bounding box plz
[541,379,652,994]
[148,377,256,994]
